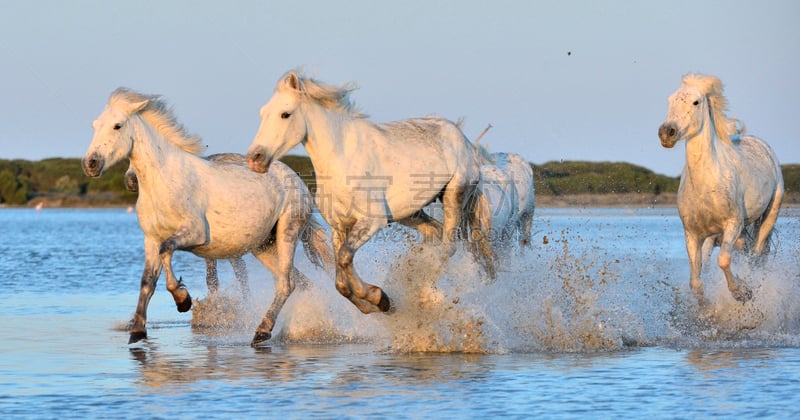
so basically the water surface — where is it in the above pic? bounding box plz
[1,208,799,417]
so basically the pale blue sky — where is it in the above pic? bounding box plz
[0,0,797,176]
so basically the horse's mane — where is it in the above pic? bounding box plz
[109,87,205,155]
[289,71,367,119]
[681,73,737,145]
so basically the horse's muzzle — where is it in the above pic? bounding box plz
[246,148,272,174]
[658,123,679,148]
[82,154,105,177]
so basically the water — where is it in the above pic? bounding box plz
[1,207,799,417]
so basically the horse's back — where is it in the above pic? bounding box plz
[494,152,535,209]
[374,116,473,166]
[340,116,479,220]
[196,159,310,257]
[737,135,783,181]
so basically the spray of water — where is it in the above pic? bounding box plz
[190,214,800,353]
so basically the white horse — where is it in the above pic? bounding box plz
[473,144,536,248]
[658,73,784,304]
[82,88,333,346]
[124,155,251,297]
[246,71,494,315]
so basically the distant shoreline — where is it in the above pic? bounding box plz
[9,191,799,210]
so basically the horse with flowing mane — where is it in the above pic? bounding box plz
[246,71,495,315]
[83,88,333,346]
[658,73,783,305]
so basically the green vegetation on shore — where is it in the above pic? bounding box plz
[0,156,797,207]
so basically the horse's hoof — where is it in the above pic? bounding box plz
[129,331,147,344]
[251,331,272,346]
[377,290,392,313]
[176,294,192,313]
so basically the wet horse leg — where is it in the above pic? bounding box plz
[159,225,208,312]
[684,232,706,306]
[129,239,163,344]
[160,248,192,313]
[249,215,303,345]
[719,220,752,302]
[333,221,391,314]
[518,210,534,247]
[752,186,783,256]
[229,257,251,298]
[440,182,466,257]
[396,210,443,243]
[205,259,220,294]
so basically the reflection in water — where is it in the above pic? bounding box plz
[128,338,491,392]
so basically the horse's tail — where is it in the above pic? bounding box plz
[463,182,497,279]
[301,213,335,274]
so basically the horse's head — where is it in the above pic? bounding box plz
[82,90,148,177]
[247,72,307,173]
[658,74,725,149]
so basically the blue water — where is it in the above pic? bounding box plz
[1,207,799,417]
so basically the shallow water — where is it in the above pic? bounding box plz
[1,207,799,417]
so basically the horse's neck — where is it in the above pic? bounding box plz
[129,118,193,191]
[683,117,732,185]
[303,106,353,178]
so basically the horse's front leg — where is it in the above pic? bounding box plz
[684,232,706,306]
[333,220,391,314]
[129,238,163,344]
[719,221,752,302]
[159,225,208,312]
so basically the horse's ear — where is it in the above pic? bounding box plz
[282,72,301,92]
[707,76,724,97]
[124,99,149,115]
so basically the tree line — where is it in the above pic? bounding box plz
[0,156,797,206]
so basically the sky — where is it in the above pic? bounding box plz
[0,0,797,176]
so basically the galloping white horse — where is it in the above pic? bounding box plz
[658,74,784,304]
[83,88,333,345]
[473,144,536,248]
[246,71,494,315]
[125,155,251,297]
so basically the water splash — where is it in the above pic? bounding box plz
[189,212,800,353]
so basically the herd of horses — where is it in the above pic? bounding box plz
[81,71,784,346]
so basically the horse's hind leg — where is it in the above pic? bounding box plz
[249,216,303,346]
[753,185,783,256]
[518,210,534,247]
[396,210,443,243]
[229,257,251,298]
[205,259,220,294]
[333,220,391,314]
[441,182,470,257]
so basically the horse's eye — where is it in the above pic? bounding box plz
[113,123,122,130]
[692,100,700,106]
[280,112,291,119]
